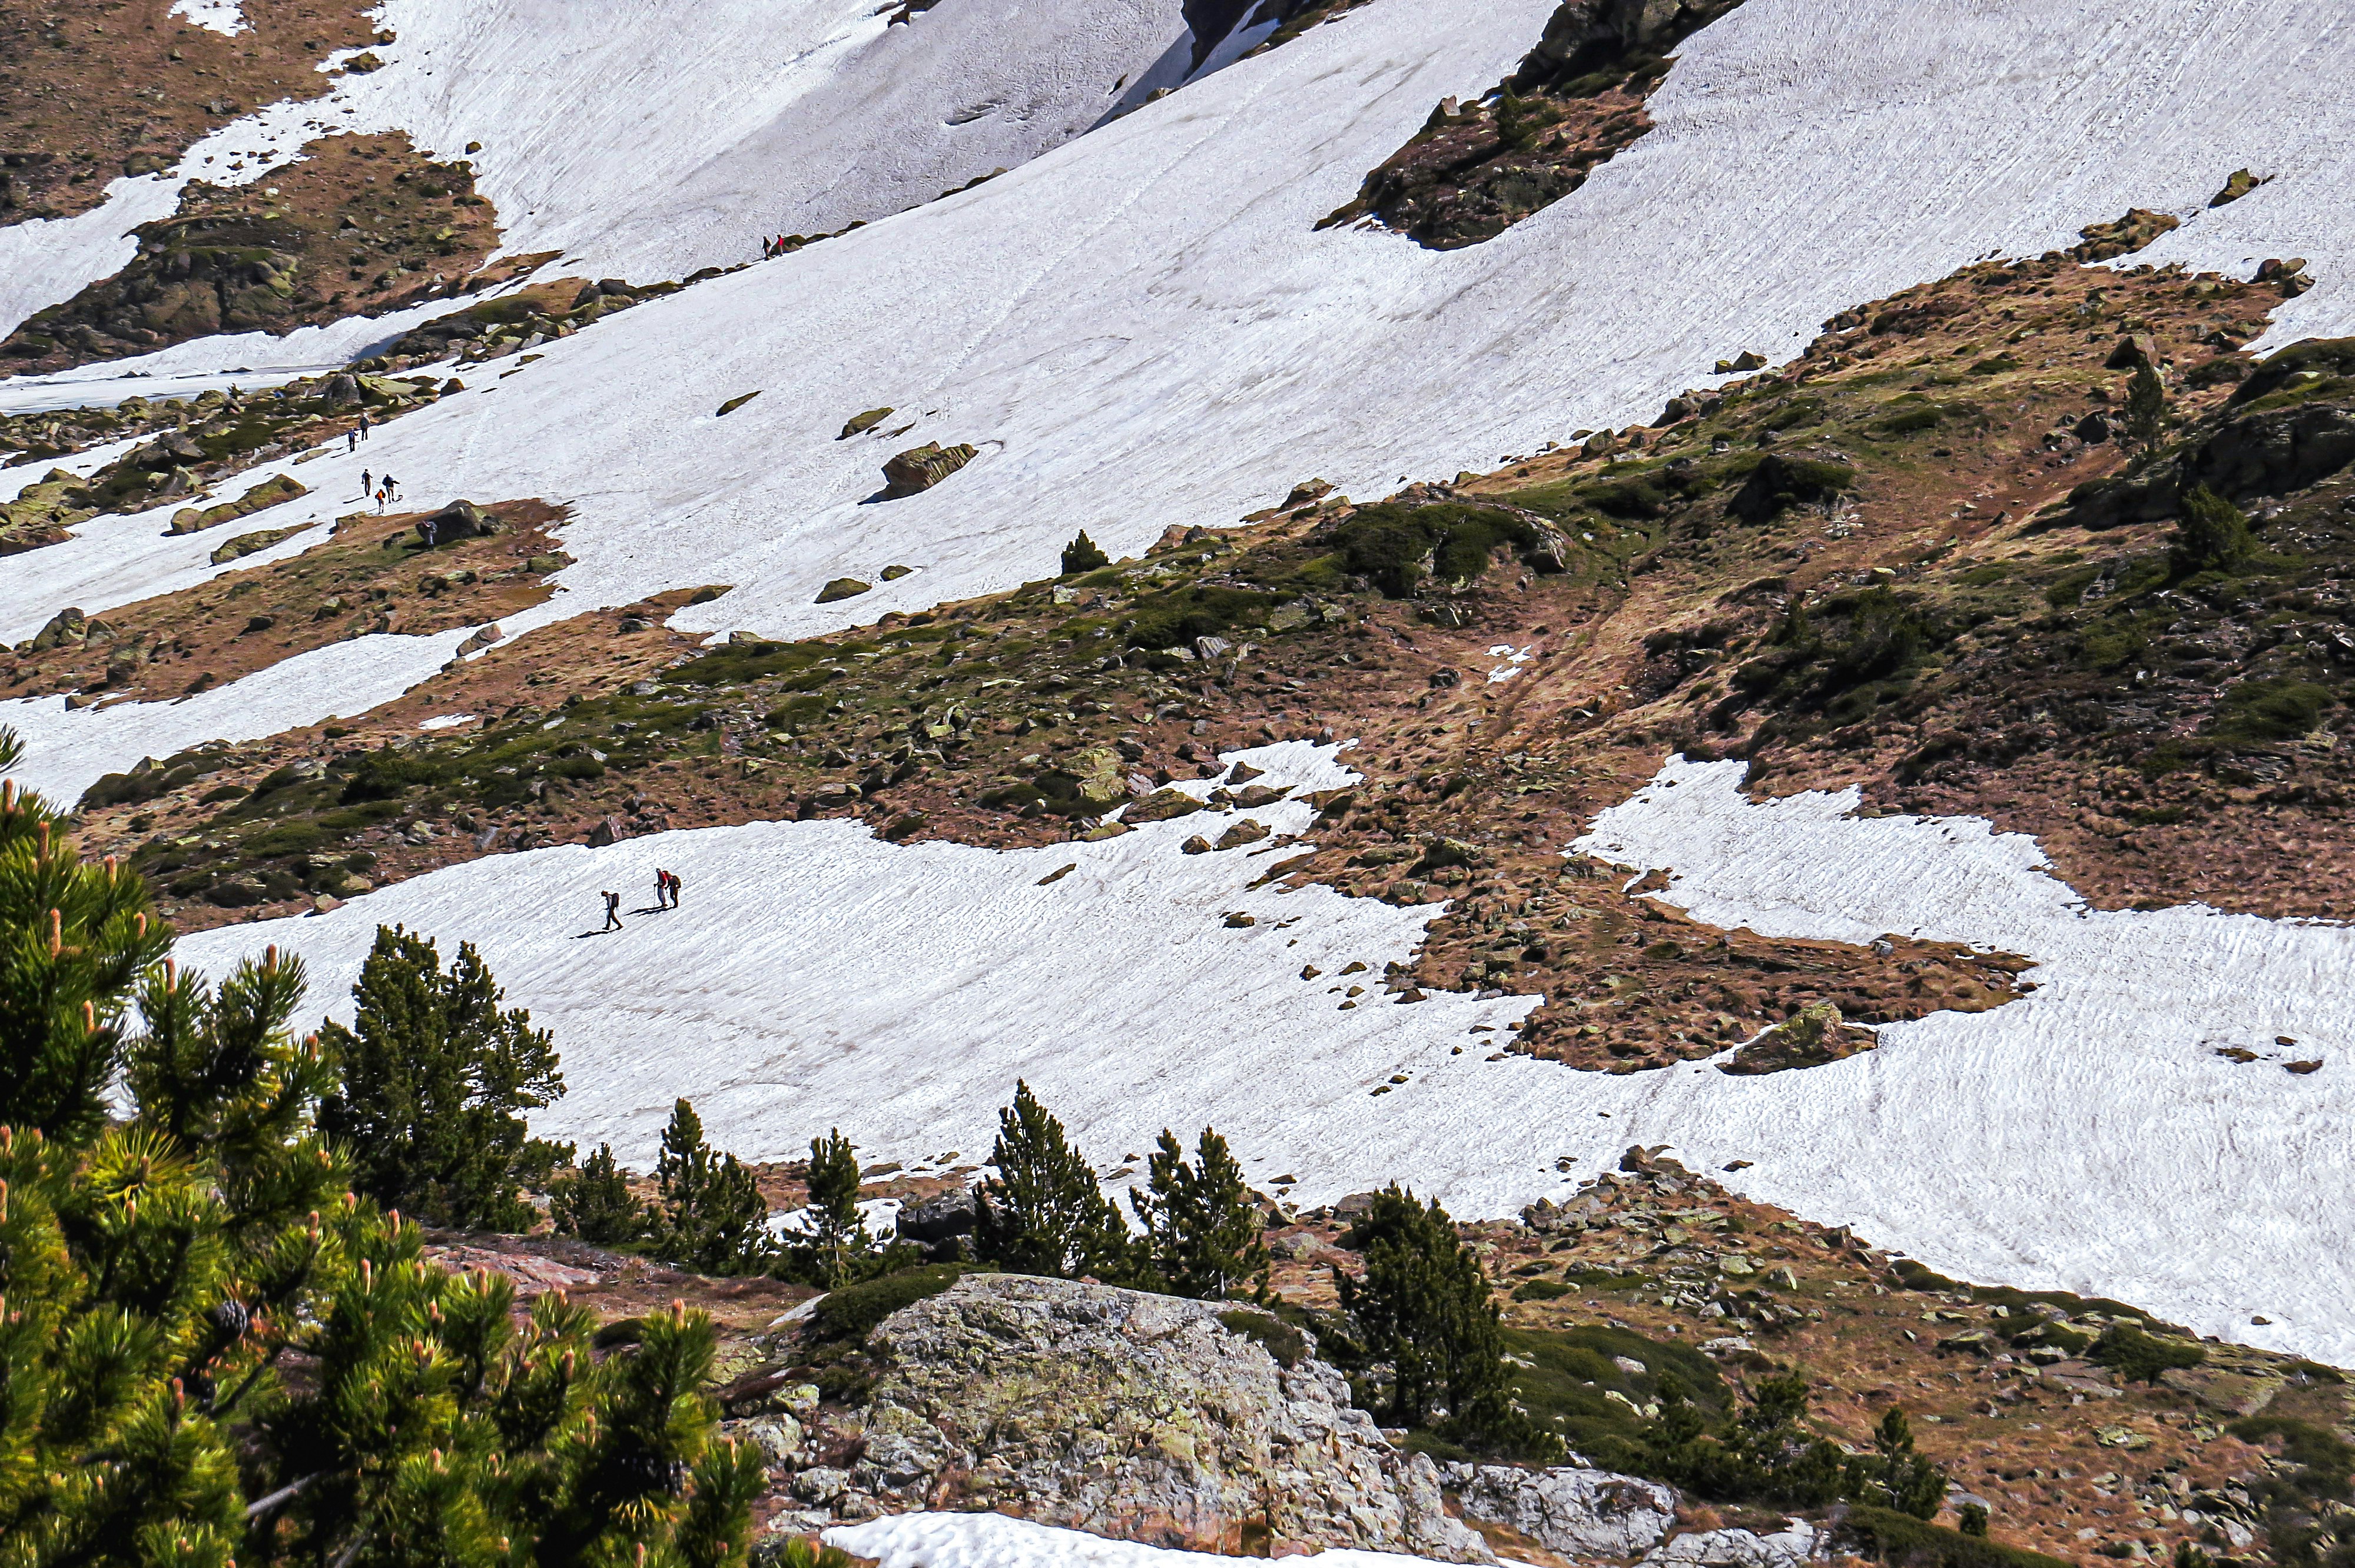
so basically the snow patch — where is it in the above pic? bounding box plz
[168,0,248,37]
[165,747,2355,1360]
[831,1510,1471,1568]
[1,627,478,805]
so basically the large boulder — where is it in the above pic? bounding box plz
[894,1188,978,1262]
[1643,1519,1828,1568]
[414,500,499,546]
[1446,1463,1678,1557]
[881,441,978,499]
[815,1273,1493,1560]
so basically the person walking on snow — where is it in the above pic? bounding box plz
[601,890,623,931]
[358,410,372,441]
[653,867,669,909]
[666,869,681,907]
[382,474,399,503]
[346,430,357,453]
[360,469,372,500]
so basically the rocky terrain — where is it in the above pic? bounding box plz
[2,130,503,371]
[1323,0,1749,247]
[0,0,376,224]
[7,1,2355,1563]
[62,227,2355,1077]
[411,1144,2344,1567]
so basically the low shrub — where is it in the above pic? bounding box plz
[1839,1504,2075,1568]
[807,1263,972,1346]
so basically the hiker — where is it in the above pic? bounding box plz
[601,890,622,931]
[666,869,682,908]
[360,469,372,499]
[375,483,389,513]
[357,410,372,441]
[653,867,669,909]
[346,430,357,453]
[383,474,399,503]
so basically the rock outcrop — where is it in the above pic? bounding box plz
[1643,1519,1827,1568]
[881,441,978,499]
[767,1273,1492,1562]
[1445,1461,1677,1556]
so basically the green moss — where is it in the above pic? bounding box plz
[1329,502,1548,596]
[1726,456,1855,524]
[1840,1504,2074,1568]
[2089,1322,2205,1383]
[2214,677,2333,743]
[1219,1308,1310,1368]
[1122,584,1280,649]
[807,1263,971,1345]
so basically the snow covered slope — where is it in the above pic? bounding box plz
[16,0,2355,725]
[0,0,1198,348]
[178,749,2355,1362]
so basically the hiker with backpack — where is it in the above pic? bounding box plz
[601,890,623,931]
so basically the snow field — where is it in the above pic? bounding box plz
[173,748,2355,1361]
[830,1510,1469,1568]
[0,0,1200,360]
[1,624,478,806]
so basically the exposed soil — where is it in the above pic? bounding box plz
[0,0,376,225]
[2,131,503,373]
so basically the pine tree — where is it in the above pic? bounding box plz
[1332,1185,1505,1427]
[1060,531,1109,575]
[1845,1404,1947,1519]
[1130,1125,1269,1300]
[0,732,757,1568]
[552,1141,645,1245]
[649,1098,772,1275]
[2171,484,2253,576]
[1330,1184,1554,1457]
[317,924,566,1230]
[798,1128,873,1285]
[0,730,172,1144]
[973,1080,1137,1280]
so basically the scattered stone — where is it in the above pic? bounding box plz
[894,1188,979,1263]
[1180,834,1213,855]
[817,577,873,604]
[1126,789,1206,823]
[1215,819,1273,851]
[1643,1519,1826,1568]
[840,407,895,439]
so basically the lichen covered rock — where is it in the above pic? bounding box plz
[796,1273,1492,1560]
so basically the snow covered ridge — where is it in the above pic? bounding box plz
[175,746,2355,1360]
